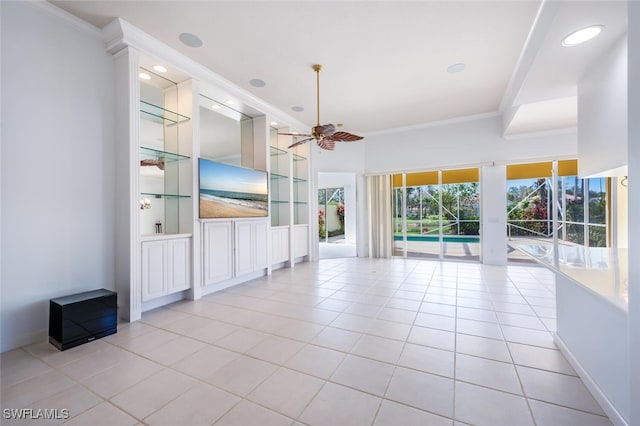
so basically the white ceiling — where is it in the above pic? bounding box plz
[515,1,627,106]
[50,1,627,136]
[505,96,577,137]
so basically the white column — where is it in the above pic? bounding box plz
[112,46,141,322]
[438,171,443,260]
[402,174,407,258]
[552,161,558,253]
[628,2,640,423]
[480,165,507,265]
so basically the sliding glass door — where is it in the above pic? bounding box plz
[393,169,480,261]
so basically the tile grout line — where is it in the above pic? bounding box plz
[502,272,540,426]
[369,260,425,425]
[452,262,459,424]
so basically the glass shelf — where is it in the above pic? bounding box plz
[140,146,190,162]
[140,192,191,199]
[140,100,190,125]
[293,201,308,204]
[293,153,307,162]
[293,177,307,183]
[271,173,289,180]
[271,200,288,204]
[270,146,287,156]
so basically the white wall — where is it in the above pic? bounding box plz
[1,2,115,351]
[614,177,628,249]
[578,35,628,178]
[364,115,577,174]
[627,3,640,424]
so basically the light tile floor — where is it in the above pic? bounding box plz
[1,258,613,425]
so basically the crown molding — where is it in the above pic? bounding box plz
[503,126,577,141]
[362,111,501,137]
[29,0,102,38]
[101,18,309,132]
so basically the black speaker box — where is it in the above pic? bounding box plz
[49,289,117,351]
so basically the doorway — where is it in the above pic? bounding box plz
[318,173,357,258]
[318,187,345,243]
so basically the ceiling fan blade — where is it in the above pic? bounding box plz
[325,131,364,142]
[279,132,312,137]
[288,138,313,149]
[317,140,336,151]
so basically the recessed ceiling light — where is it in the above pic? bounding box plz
[562,25,603,47]
[250,78,266,88]
[139,72,151,80]
[211,104,221,110]
[153,65,167,73]
[225,100,235,105]
[179,32,203,48]
[291,106,304,112]
[447,63,466,74]
[270,121,278,126]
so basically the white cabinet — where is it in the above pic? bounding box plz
[167,238,190,293]
[141,236,191,302]
[234,220,268,277]
[203,221,233,285]
[203,219,268,286]
[269,127,311,267]
[272,227,290,264]
[235,221,254,276]
[293,225,309,258]
[141,240,167,301]
[253,221,268,270]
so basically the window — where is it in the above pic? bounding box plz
[506,160,609,262]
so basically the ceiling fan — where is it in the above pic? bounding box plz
[279,64,363,151]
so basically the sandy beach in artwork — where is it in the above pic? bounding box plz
[200,197,267,218]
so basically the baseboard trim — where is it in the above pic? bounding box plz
[141,291,187,313]
[554,334,628,426]
[201,270,267,297]
[1,329,48,353]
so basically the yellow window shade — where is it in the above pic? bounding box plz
[507,160,578,179]
[507,162,552,179]
[442,168,479,184]
[558,159,578,176]
[406,171,439,187]
[392,174,403,187]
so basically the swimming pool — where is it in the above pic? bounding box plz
[394,235,480,243]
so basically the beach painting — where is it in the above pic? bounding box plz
[199,158,268,218]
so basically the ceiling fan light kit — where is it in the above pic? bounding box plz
[279,64,364,151]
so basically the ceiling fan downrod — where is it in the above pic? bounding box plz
[313,64,322,126]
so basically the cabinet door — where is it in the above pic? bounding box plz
[234,221,254,276]
[203,222,233,285]
[271,228,289,264]
[141,240,167,301]
[293,225,309,258]
[253,221,268,269]
[167,238,190,293]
